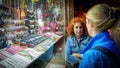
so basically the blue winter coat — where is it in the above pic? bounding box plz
[79,31,120,68]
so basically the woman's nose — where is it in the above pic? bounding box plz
[78,27,81,30]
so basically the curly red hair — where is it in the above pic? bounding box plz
[66,17,88,36]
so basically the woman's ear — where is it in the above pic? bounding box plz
[89,20,94,28]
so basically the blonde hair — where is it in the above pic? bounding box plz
[86,4,120,47]
[86,4,115,32]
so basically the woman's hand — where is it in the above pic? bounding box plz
[72,53,82,59]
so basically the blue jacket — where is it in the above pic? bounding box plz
[79,31,120,68]
[65,35,91,65]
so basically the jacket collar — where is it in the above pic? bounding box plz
[81,31,120,55]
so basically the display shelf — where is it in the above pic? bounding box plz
[0,4,12,49]
[0,39,53,68]
[0,33,63,68]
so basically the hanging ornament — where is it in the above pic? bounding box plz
[18,20,23,25]
[35,0,38,2]
[32,0,38,3]
[21,0,26,17]
[20,10,26,17]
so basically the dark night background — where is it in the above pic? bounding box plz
[74,0,120,17]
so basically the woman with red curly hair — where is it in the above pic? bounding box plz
[65,17,91,68]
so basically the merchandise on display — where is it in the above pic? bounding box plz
[0,49,13,61]
[0,0,65,68]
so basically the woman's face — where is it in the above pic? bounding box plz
[73,22,83,37]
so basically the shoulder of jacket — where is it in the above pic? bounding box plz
[67,36,74,41]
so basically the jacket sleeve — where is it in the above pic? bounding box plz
[79,50,104,68]
[79,50,96,68]
[65,39,79,66]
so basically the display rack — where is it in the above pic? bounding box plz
[0,4,12,49]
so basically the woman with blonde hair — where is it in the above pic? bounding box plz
[65,17,91,68]
[79,4,120,68]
